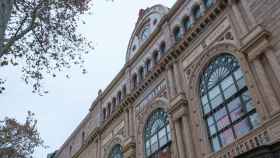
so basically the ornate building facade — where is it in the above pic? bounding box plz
[54,0,280,158]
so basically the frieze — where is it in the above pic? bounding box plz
[205,18,230,46]
[135,80,167,113]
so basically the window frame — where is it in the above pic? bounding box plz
[199,54,260,152]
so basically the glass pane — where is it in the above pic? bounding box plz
[220,128,234,146]
[209,125,217,136]
[205,0,213,7]
[158,128,166,138]
[159,135,168,147]
[241,91,252,102]
[234,118,251,137]
[245,100,254,112]
[203,103,211,114]
[230,107,243,121]
[250,113,261,129]
[223,84,237,99]
[151,135,158,145]
[210,95,223,109]
[211,136,221,152]
[201,95,208,105]
[207,116,215,126]
[217,116,230,130]
[215,107,227,120]
[237,77,246,90]
[209,86,220,100]
[234,68,243,80]
[145,141,151,156]
[227,98,241,112]
[221,76,234,90]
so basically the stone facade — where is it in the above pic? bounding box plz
[54,0,280,158]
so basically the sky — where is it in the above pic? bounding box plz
[0,0,176,157]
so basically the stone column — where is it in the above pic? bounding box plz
[182,115,195,158]
[265,49,280,85]
[167,65,176,98]
[230,0,248,36]
[125,109,130,136]
[253,58,280,114]
[174,119,186,158]
[173,61,184,94]
[129,107,135,137]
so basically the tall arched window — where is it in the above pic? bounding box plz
[139,67,145,81]
[153,50,160,65]
[199,54,261,152]
[193,5,202,20]
[144,109,171,158]
[145,59,152,74]
[182,16,192,31]
[160,42,166,55]
[204,0,214,8]
[132,74,138,89]
[173,26,181,42]
[109,144,123,158]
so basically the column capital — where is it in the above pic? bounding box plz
[123,138,136,158]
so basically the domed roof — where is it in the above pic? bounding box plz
[125,4,169,63]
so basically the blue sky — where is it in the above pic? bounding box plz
[0,0,176,157]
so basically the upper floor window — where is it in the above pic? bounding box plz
[103,108,107,120]
[117,91,122,104]
[183,16,192,31]
[122,85,127,97]
[145,59,152,73]
[144,109,171,158]
[173,26,181,42]
[81,131,85,145]
[153,50,160,65]
[112,98,116,111]
[204,0,214,8]
[159,42,166,55]
[193,5,202,20]
[132,74,138,89]
[109,144,123,158]
[199,54,261,152]
[139,67,145,81]
[108,103,112,116]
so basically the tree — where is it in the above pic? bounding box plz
[0,0,93,94]
[0,111,45,158]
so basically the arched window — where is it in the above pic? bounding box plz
[173,26,181,42]
[81,131,85,145]
[132,74,138,89]
[153,50,160,65]
[193,5,202,20]
[122,85,127,97]
[145,59,152,74]
[144,109,171,158]
[199,54,261,152]
[117,91,122,104]
[139,67,144,81]
[108,103,112,116]
[112,98,116,111]
[204,0,214,8]
[109,144,123,158]
[103,108,107,120]
[159,42,166,55]
[183,16,192,31]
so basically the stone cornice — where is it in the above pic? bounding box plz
[239,25,271,61]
